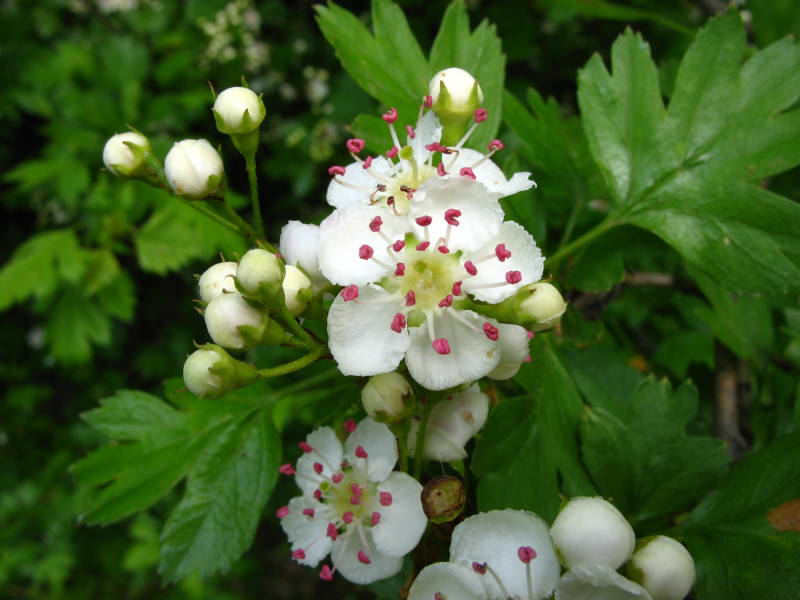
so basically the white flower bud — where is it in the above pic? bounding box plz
[164,139,224,200]
[279,221,326,286]
[203,293,266,350]
[102,131,150,177]
[361,372,414,423]
[550,497,635,570]
[212,86,266,134]
[236,248,283,297]
[519,282,567,331]
[628,536,695,600]
[408,385,489,461]
[429,67,484,112]
[198,261,238,303]
[183,347,226,397]
[282,265,312,315]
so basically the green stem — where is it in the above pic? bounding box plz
[397,432,409,473]
[546,218,616,271]
[557,191,586,251]
[414,400,433,480]
[256,348,324,379]
[276,306,313,343]
[245,153,265,238]
[272,368,340,399]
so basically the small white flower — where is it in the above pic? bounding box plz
[164,139,224,200]
[103,131,150,177]
[203,292,266,350]
[361,372,414,423]
[198,261,238,303]
[429,67,484,110]
[277,418,428,585]
[408,384,489,462]
[549,497,635,570]
[212,86,266,134]
[628,536,695,600]
[236,248,282,296]
[282,265,312,315]
[279,220,327,286]
[408,562,487,600]
[449,509,561,600]
[556,564,652,600]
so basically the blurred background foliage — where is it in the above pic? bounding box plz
[1,0,799,598]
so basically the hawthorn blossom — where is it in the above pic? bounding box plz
[556,564,653,600]
[278,418,427,585]
[408,562,487,600]
[279,220,328,286]
[449,509,561,600]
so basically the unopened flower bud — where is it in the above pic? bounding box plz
[408,385,489,462]
[182,344,257,398]
[212,86,266,134]
[421,475,465,524]
[198,261,238,303]
[236,248,283,298]
[282,265,312,316]
[361,372,414,423]
[549,497,635,570]
[628,536,695,600]
[518,282,567,331]
[429,68,484,146]
[204,292,267,350]
[103,132,150,177]
[164,139,224,200]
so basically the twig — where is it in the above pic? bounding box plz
[715,345,748,460]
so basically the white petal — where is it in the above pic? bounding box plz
[344,417,398,482]
[318,205,407,286]
[462,221,545,303]
[326,157,393,209]
[327,285,410,377]
[280,496,335,568]
[405,310,501,391]
[372,472,427,557]
[450,509,561,600]
[488,323,530,380]
[410,176,504,252]
[409,111,442,163]
[279,221,326,285]
[295,426,344,496]
[409,562,487,600]
[556,565,653,600]
[331,527,403,585]
[448,148,536,197]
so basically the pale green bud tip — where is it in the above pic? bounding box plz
[629,536,695,600]
[212,86,266,134]
[429,67,484,113]
[361,372,414,423]
[183,348,225,397]
[519,282,567,331]
[237,248,283,296]
[164,139,224,200]
[102,131,150,176]
[203,292,267,350]
[198,261,238,303]
[550,496,635,570]
[282,265,312,316]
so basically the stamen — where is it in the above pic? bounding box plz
[333,177,372,192]
[313,489,322,500]
[279,463,296,475]
[452,281,463,295]
[342,285,359,302]
[460,167,476,179]
[386,146,399,159]
[416,241,430,251]
[302,508,315,518]
[394,262,406,276]
[371,512,381,526]
[358,245,374,260]
[276,506,290,518]
[444,209,461,226]
[298,441,313,453]
[438,295,453,308]
[355,446,368,459]
[423,95,433,108]
[488,139,505,151]
[405,291,416,306]
[362,155,373,169]
[437,162,447,176]
[405,125,416,139]
[382,107,398,124]
[392,239,405,252]
[313,462,324,475]
[350,483,362,496]
[343,419,357,433]
[437,245,450,254]
[447,308,480,332]
[474,108,488,122]
[415,215,432,227]
[350,495,361,505]
[319,565,334,581]
[506,270,522,284]
[472,562,487,575]
[390,313,407,333]
[346,138,365,154]
[369,216,383,232]
[379,491,393,506]
[495,243,512,261]
[464,261,478,276]
[527,330,535,339]
[518,546,537,563]
[357,551,371,565]
[327,523,338,540]
[483,322,499,341]
[327,165,346,176]
[432,338,451,355]
[292,549,306,560]
[342,511,354,524]
[331,473,344,484]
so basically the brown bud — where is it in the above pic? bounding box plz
[421,475,465,524]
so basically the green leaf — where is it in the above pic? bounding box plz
[135,199,246,274]
[576,12,800,293]
[473,336,595,520]
[653,330,715,378]
[46,287,112,364]
[159,410,280,582]
[580,378,729,524]
[678,433,800,600]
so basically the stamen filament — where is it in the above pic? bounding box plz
[485,564,513,600]
[334,177,372,192]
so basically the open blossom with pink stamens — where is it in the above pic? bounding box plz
[279,418,427,585]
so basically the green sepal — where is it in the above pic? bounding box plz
[230,128,260,156]
[432,80,482,146]
[259,318,290,346]
[196,343,258,399]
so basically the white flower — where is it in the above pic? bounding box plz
[236,248,282,296]
[556,564,652,600]
[409,562,487,600]
[549,497,635,570]
[324,215,543,390]
[282,265,312,315]
[164,139,224,200]
[279,220,327,286]
[429,67,484,110]
[408,384,489,461]
[212,86,266,134]
[488,323,531,380]
[278,418,428,585]
[198,261,238,303]
[449,509,561,600]
[361,372,414,423]
[628,536,695,600]
[102,131,150,177]
[203,292,266,350]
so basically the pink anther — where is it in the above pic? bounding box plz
[358,244,374,260]
[405,291,416,306]
[437,162,447,176]
[346,138,365,153]
[279,463,296,475]
[464,261,478,276]
[382,108,398,123]
[298,441,313,453]
[386,146,399,158]
[379,491,393,506]
[362,155,373,169]
[327,165,346,176]
[474,108,488,123]
[405,125,416,139]
[276,506,290,518]
[460,167,476,179]
[342,285,359,302]
[488,139,505,151]
[394,262,406,276]
[495,243,512,261]
[444,208,461,226]
[452,281,463,295]
[438,294,454,308]
[391,313,407,333]
[518,546,537,563]
[506,270,522,284]
[369,216,383,232]
[415,215,432,226]
[432,338,452,355]
[483,322,499,341]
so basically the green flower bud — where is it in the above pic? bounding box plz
[519,282,566,331]
[421,475,465,524]
[182,344,257,398]
[236,248,283,299]
[164,139,225,200]
[203,292,267,350]
[628,536,695,600]
[198,261,238,303]
[428,67,484,146]
[361,372,414,423]
[212,86,266,135]
[282,265,312,316]
[102,132,150,177]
